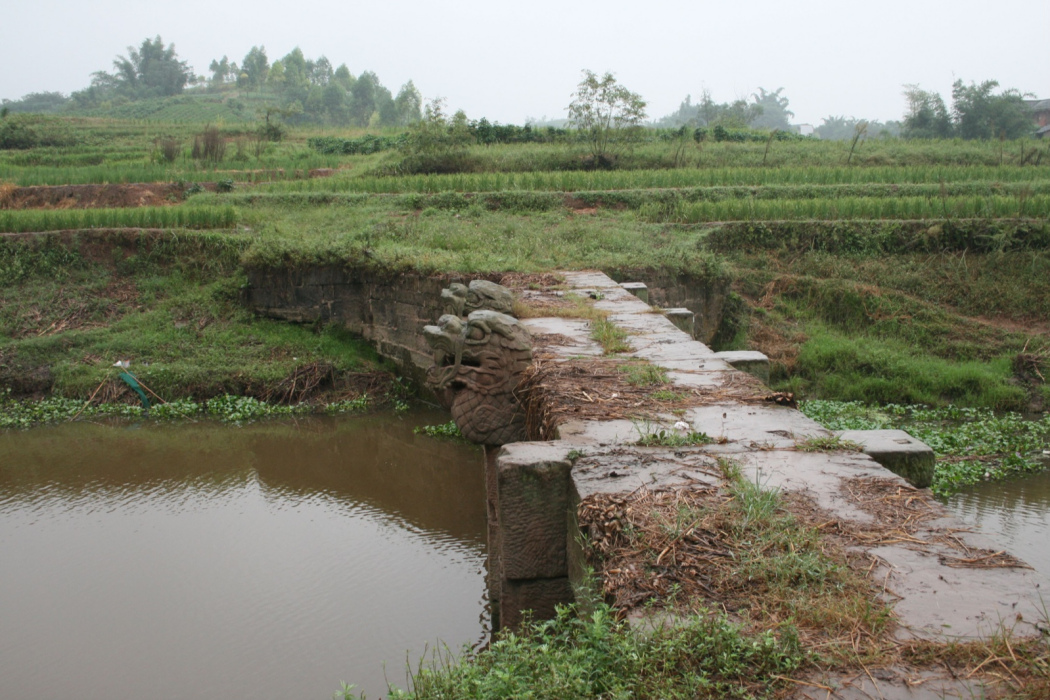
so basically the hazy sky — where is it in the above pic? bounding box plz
[2,0,1046,125]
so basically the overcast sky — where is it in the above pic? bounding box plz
[2,0,1046,125]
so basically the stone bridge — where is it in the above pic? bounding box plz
[426,270,1049,700]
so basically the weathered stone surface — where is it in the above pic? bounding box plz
[790,668,991,700]
[836,429,935,488]
[871,545,1049,640]
[424,309,533,446]
[496,443,574,580]
[500,577,575,630]
[618,282,649,304]
[520,317,604,357]
[441,280,515,317]
[712,350,770,384]
[662,307,694,335]
[244,265,458,384]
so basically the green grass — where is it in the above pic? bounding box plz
[635,421,713,447]
[794,434,863,452]
[618,361,668,386]
[361,602,803,700]
[240,202,729,279]
[638,194,1050,222]
[590,318,632,354]
[0,233,382,402]
[0,206,239,232]
[792,325,1026,409]
[4,117,1049,434]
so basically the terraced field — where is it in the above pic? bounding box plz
[2,117,1049,432]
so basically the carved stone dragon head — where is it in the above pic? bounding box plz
[423,307,533,446]
[441,280,515,318]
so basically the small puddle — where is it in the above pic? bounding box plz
[945,468,1050,578]
[0,411,485,699]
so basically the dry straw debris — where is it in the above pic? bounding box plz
[516,356,769,441]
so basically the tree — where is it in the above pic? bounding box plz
[902,85,953,138]
[399,98,474,167]
[322,84,349,123]
[312,56,333,87]
[951,80,1031,140]
[209,56,237,87]
[903,80,1032,140]
[750,88,794,130]
[349,71,382,126]
[394,81,423,125]
[566,70,647,163]
[333,64,355,92]
[111,36,192,98]
[240,46,269,89]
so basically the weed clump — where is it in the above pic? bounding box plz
[590,318,631,354]
[377,602,803,700]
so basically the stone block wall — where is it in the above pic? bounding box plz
[244,265,476,384]
[608,269,730,343]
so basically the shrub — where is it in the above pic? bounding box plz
[191,126,226,162]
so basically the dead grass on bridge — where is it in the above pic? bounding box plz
[516,355,770,441]
[575,474,1047,698]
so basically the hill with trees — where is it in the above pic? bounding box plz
[1,37,421,129]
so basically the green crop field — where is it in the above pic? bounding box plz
[2,115,1049,454]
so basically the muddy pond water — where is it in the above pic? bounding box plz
[946,468,1050,578]
[0,412,485,700]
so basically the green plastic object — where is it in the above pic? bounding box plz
[118,371,151,410]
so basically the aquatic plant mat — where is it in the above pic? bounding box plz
[517,357,770,441]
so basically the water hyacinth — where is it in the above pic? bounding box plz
[0,389,372,429]
[800,400,1050,496]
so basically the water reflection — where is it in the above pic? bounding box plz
[0,413,486,700]
[946,470,1050,578]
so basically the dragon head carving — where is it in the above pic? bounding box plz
[441,280,515,317]
[424,309,533,446]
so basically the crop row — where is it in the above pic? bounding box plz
[224,180,1050,212]
[639,194,1050,223]
[0,156,343,186]
[258,165,1050,195]
[0,206,239,233]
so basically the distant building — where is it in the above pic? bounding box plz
[796,123,815,136]
[1027,99,1050,137]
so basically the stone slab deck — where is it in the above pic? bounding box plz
[499,270,1048,655]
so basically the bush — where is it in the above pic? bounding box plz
[158,138,181,162]
[191,126,226,162]
[0,114,78,149]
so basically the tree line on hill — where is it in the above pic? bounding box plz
[0,36,422,129]
[0,36,1041,142]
